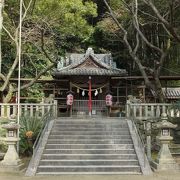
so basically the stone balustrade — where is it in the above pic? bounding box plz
[0,101,57,118]
[126,102,180,118]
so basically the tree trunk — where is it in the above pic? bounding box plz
[0,0,4,73]
[2,84,14,103]
[154,76,165,103]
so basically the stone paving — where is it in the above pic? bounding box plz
[0,171,180,180]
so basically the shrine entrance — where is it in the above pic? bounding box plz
[52,47,127,117]
[70,75,109,117]
[72,100,107,117]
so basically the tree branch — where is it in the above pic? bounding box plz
[0,72,6,81]
[132,0,163,54]
[103,0,153,89]
[2,25,15,41]
[22,0,33,22]
[144,0,180,42]
[0,0,33,92]
[0,46,19,91]
[41,29,56,63]
[132,0,139,54]
[15,63,55,91]
[103,0,133,54]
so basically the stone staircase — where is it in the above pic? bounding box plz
[36,118,142,175]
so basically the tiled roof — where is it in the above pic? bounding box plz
[54,48,127,76]
[54,67,126,76]
[163,88,180,99]
[151,88,180,99]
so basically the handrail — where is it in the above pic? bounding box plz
[131,117,146,167]
[32,105,53,156]
[25,105,55,176]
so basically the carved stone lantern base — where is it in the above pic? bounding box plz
[0,140,24,172]
[153,143,179,171]
[152,114,180,172]
[152,135,179,171]
[0,122,24,172]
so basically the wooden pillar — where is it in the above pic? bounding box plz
[117,87,119,103]
[88,76,92,117]
[70,81,72,91]
[143,85,146,102]
[69,81,72,117]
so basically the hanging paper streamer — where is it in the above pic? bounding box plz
[100,88,102,93]
[77,88,79,93]
[71,82,107,92]
[94,89,98,96]
[82,90,85,96]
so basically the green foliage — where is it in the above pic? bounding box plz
[19,115,43,156]
[0,119,8,152]
[31,0,97,49]
[1,0,97,102]
[21,84,45,103]
[0,140,7,153]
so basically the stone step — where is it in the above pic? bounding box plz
[48,135,131,140]
[47,139,133,144]
[54,123,128,129]
[52,127,129,131]
[50,131,130,135]
[54,120,127,123]
[45,144,134,149]
[36,171,141,175]
[43,149,135,154]
[41,154,138,160]
[53,124,128,127]
[35,118,142,175]
[37,165,141,173]
[39,159,139,166]
[55,119,127,122]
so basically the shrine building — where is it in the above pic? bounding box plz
[52,47,127,117]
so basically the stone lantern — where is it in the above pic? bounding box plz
[0,122,23,172]
[154,113,179,171]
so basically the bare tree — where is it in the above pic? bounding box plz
[103,0,175,102]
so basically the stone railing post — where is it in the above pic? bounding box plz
[53,100,58,118]
[126,100,131,118]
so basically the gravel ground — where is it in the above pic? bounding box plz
[0,171,180,180]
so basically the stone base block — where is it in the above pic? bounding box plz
[0,160,24,173]
[151,160,179,172]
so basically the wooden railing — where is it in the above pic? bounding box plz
[0,101,58,118]
[126,102,180,118]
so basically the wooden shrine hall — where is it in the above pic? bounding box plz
[52,47,127,117]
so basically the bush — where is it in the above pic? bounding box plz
[0,118,8,153]
[19,115,43,156]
